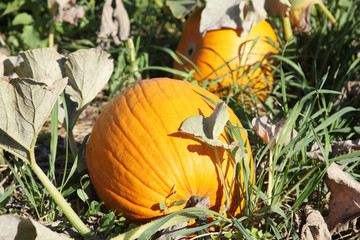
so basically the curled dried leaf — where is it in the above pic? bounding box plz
[325,163,360,234]
[301,206,331,240]
[251,115,297,148]
[306,139,360,162]
[97,0,130,48]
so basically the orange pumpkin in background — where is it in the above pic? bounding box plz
[86,78,253,223]
[173,7,279,102]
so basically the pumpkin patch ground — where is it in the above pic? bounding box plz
[0,1,359,240]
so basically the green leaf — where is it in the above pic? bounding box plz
[0,77,67,160]
[77,189,89,202]
[20,25,42,50]
[180,101,230,147]
[12,13,34,25]
[62,49,113,129]
[16,48,66,82]
[166,0,198,18]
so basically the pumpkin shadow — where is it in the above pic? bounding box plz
[168,130,232,214]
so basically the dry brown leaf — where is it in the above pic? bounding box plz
[52,0,85,26]
[289,0,321,32]
[306,138,360,162]
[333,80,360,109]
[251,115,298,148]
[97,0,130,49]
[325,163,360,234]
[301,206,331,240]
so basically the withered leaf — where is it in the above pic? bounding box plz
[51,0,85,26]
[97,0,130,48]
[301,206,331,240]
[251,115,298,148]
[306,139,360,162]
[333,80,360,109]
[0,214,70,240]
[325,163,360,234]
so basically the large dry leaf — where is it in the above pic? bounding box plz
[166,0,198,19]
[53,0,85,26]
[289,0,321,32]
[62,49,113,129]
[97,0,130,48]
[301,206,331,240]
[180,101,230,147]
[0,214,70,240]
[0,76,67,160]
[251,115,298,148]
[333,80,360,109]
[325,162,360,234]
[16,48,66,84]
[265,0,291,17]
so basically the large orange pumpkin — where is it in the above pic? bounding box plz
[173,7,279,101]
[86,78,253,223]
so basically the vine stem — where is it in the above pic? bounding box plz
[29,151,92,237]
[213,147,230,214]
[267,149,273,205]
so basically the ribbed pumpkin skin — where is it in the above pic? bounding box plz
[173,8,279,100]
[86,78,253,223]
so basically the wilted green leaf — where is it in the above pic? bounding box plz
[166,0,198,19]
[0,214,70,240]
[180,101,230,147]
[0,76,67,160]
[62,49,113,129]
[16,48,66,83]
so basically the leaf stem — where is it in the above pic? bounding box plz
[282,17,293,41]
[68,130,85,173]
[213,147,230,214]
[29,150,92,238]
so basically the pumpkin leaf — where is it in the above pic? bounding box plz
[166,0,198,19]
[0,214,70,240]
[0,76,67,161]
[62,49,113,129]
[200,0,291,36]
[15,48,66,83]
[180,101,230,147]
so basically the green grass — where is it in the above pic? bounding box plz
[0,0,359,239]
